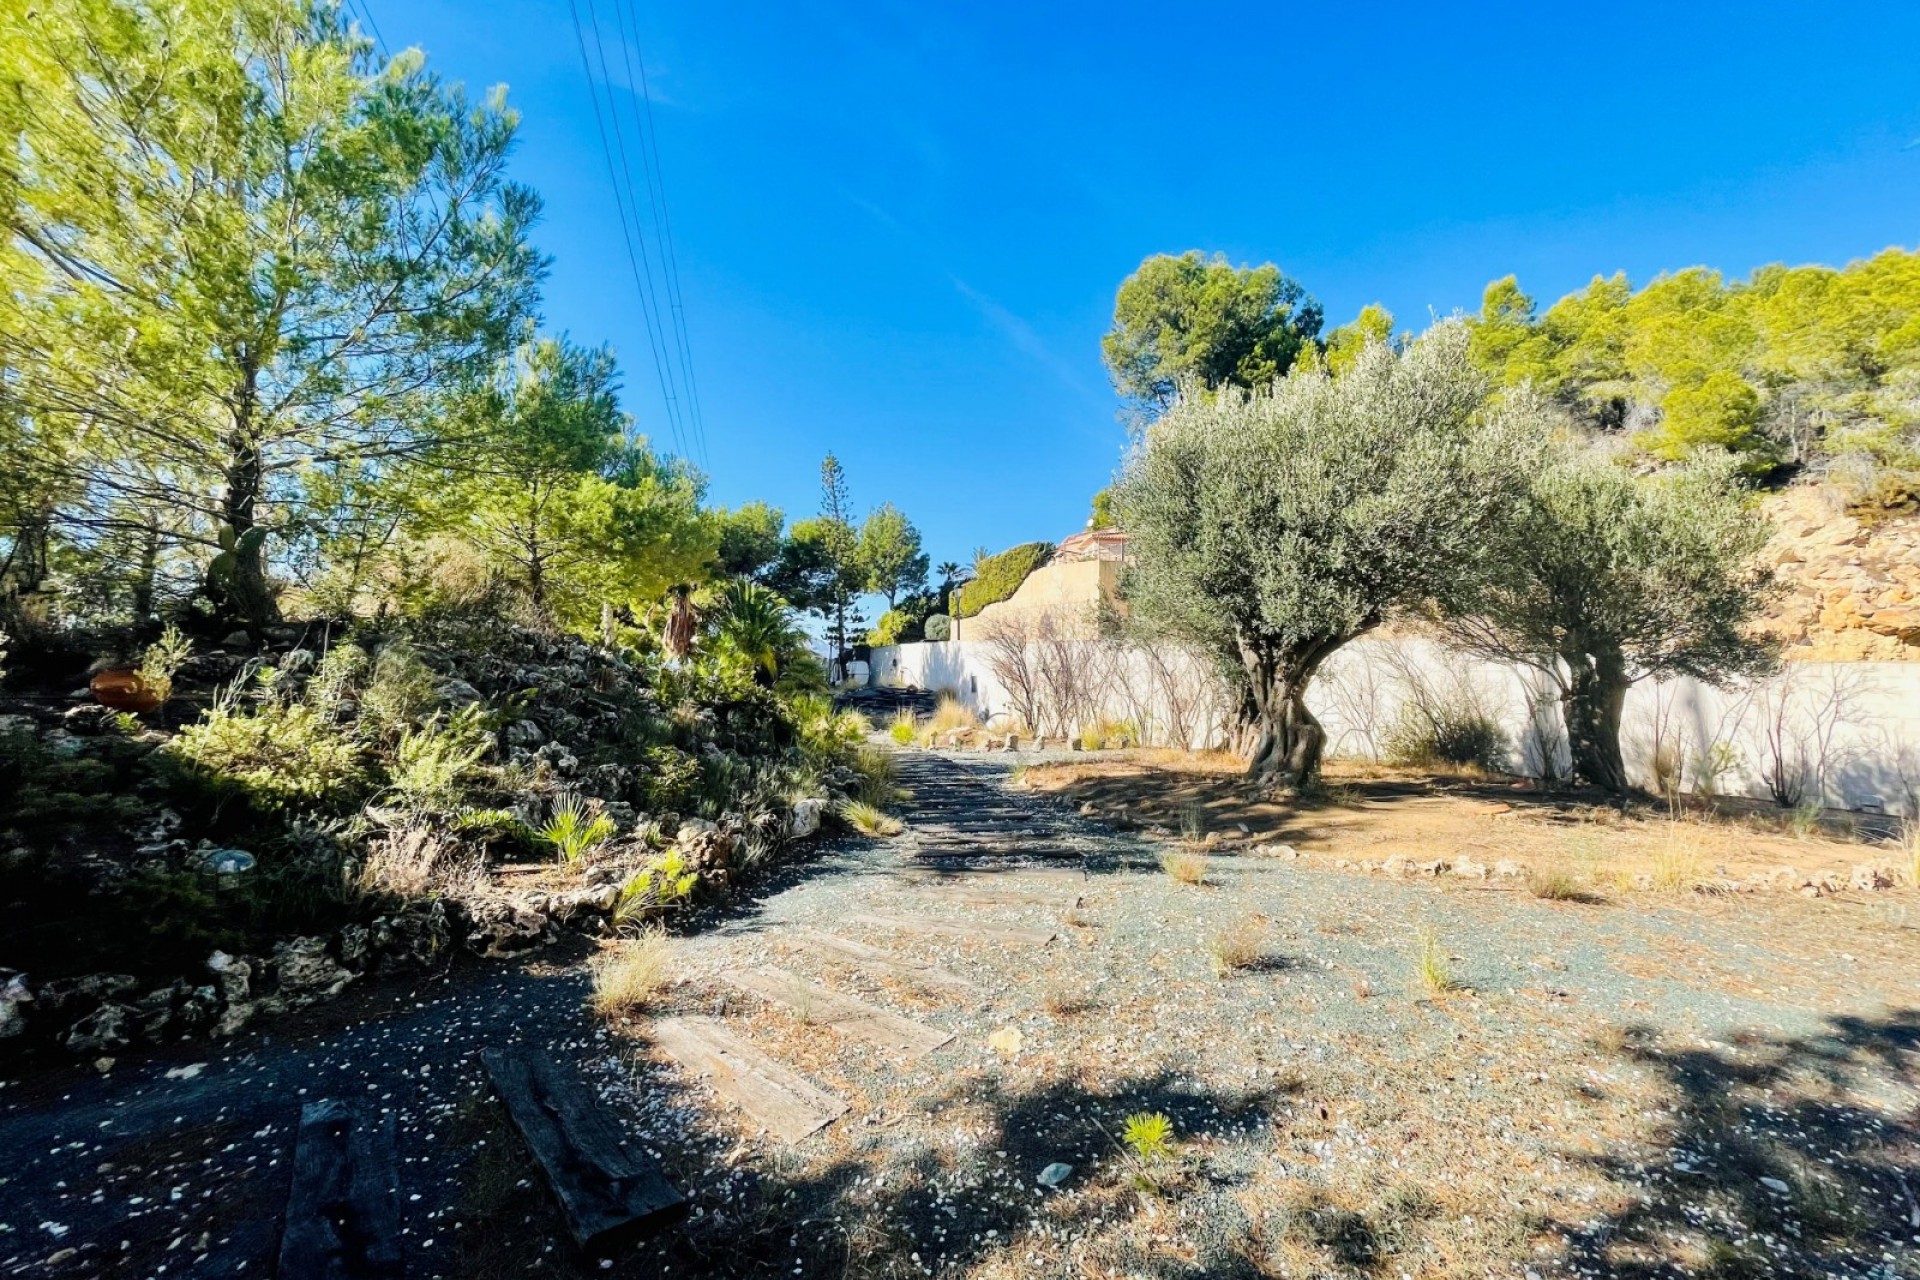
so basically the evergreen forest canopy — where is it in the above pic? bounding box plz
[0,0,929,650]
[1106,248,1920,481]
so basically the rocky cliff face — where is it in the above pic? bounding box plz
[1759,485,1920,661]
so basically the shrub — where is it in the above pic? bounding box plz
[868,608,909,646]
[166,696,368,811]
[1527,866,1593,902]
[953,542,1053,618]
[1382,703,1506,771]
[136,624,192,705]
[387,705,491,812]
[358,639,438,739]
[641,744,702,814]
[589,932,672,1017]
[923,613,951,642]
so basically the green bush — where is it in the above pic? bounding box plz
[923,613,951,642]
[953,543,1053,618]
[642,744,702,814]
[166,698,369,810]
[868,608,909,646]
[1382,703,1507,772]
[387,705,492,811]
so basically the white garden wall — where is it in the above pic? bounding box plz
[868,636,1920,815]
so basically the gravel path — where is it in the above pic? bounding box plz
[4,747,1918,1279]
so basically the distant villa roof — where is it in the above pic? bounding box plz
[1055,528,1129,561]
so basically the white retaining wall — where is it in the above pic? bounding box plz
[868,637,1920,815]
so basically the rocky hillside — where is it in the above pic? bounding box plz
[1759,485,1920,661]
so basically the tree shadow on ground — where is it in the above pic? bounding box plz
[1561,1011,1920,1278]
[450,1063,1302,1279]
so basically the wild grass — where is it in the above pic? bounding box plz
[1786,801,1826,840]
[1528,865,1595,902]
[589,931,672,1018]
[926,695,980,738]
[1648,828,1702,892]
[1413,929,1460,995]
[1160,848,1209,885]
[851,745,906,808]
[841,799,904,837]
[889,709,917,745]
[1208,916,1265,977]
[1177,800,1207,843]
[1078,717,1139,751]
[1901,818,1920,887]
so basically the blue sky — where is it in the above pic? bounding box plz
[370,0,1920,573]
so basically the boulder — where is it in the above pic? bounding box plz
[272,936,356,1004]
[1452,858,1489,880]
[1493,859,1525,879]
[206,951,252,1004]
[463,899,552,959]
[0,971,31,1039]
[434,678,483,706]
[369,901,451,971]
[788,797,828,840]
[505,719,545,747]
[64,1003,134,1054]
[1849,862,1894,892]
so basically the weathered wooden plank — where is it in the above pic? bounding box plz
[651,1017,848,1143]
[849,910,1056,945]
[780,929,975,993]
[481,1048,687,1252]
[721,966,953,1057]
[277,1100,403,1280]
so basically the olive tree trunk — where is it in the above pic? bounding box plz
[1561,646,1631,794]
[1238,633,1345,793]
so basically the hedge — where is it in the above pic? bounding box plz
[953,542,1053,618]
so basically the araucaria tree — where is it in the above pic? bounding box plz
[1116,324,1526,792]
[0,0,543,624]
[1448,441,1776,793]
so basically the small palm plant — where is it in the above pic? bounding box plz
[1117,1110,1176,1193]
[541,792,616,864]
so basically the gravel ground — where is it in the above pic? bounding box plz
[4,746,1919,1279]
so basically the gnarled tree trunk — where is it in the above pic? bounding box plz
[1561,645,1630,794]
[1238,632,1348,793]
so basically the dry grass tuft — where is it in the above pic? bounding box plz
[1208,917,1266,977]
[926,694,980,737]
[1528,865,1596,902]
[841,799,904,837]
[1648,829,1702,893]
[1160,848,1209,885]
[1900,819,1920,887]
[589,932,672,1018]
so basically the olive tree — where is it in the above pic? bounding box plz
[1447,439,1775,793]
[1116,324,1528,792]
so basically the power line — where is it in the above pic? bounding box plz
[567,0,691,462]
[610,0,708,466]
[341,0,389,59]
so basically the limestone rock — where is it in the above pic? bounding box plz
[272,936,356,1004]
[0,971,31,1039]
[462,899,551,959]
[63,1003,133,1055]
[788,797,828,840]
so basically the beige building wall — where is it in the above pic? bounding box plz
[953,558,1123,641]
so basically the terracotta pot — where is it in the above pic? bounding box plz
[90,668,163,714]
